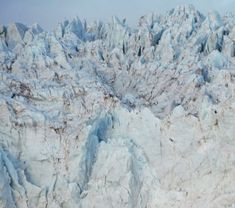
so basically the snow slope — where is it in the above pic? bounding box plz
[0,4,235,208]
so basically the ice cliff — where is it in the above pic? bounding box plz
[0,4,235,208]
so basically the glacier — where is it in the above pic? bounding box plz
[0,4,235,208]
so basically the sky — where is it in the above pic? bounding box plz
[0,0,234,30]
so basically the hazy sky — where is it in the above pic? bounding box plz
[0,0,234,30]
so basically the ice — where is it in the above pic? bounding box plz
[0,4,235,208]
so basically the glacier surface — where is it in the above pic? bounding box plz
[0,5,235,208]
